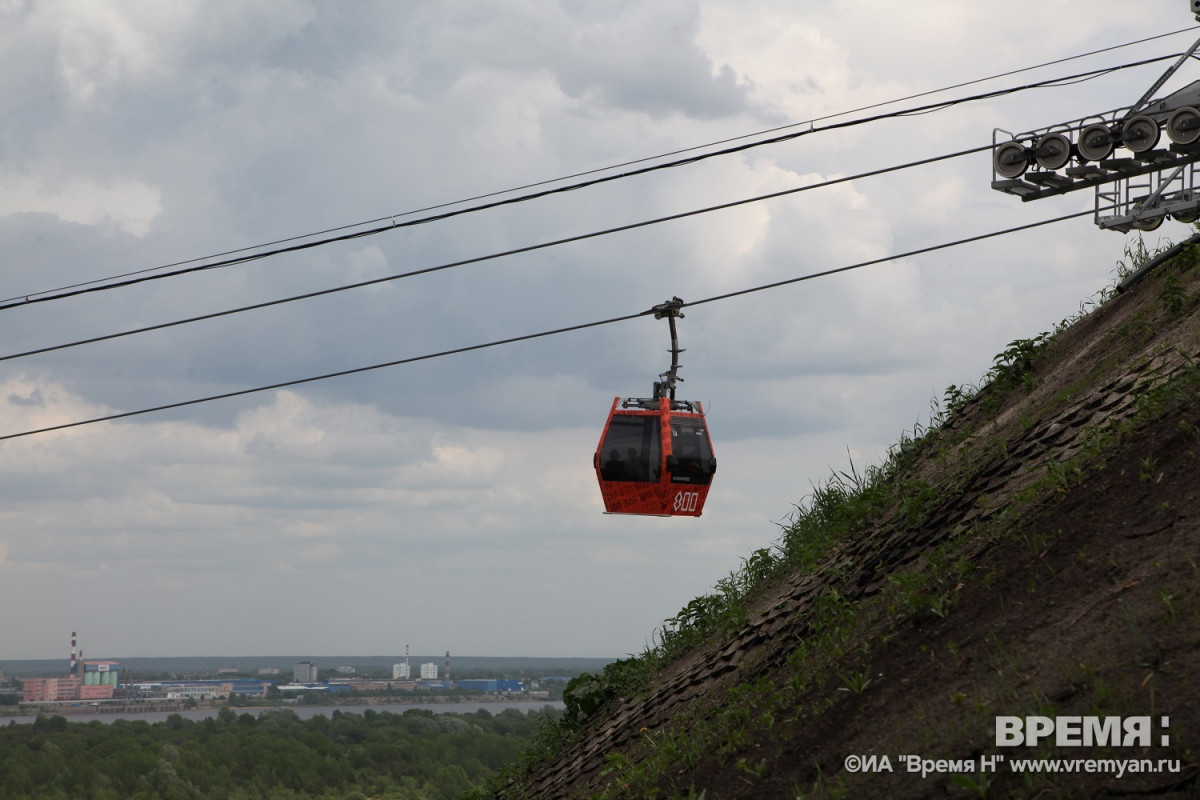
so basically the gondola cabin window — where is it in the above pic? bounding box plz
[598,413,661,483]
[669,416,714,485]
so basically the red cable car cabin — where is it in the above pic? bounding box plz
[593,396,716,516]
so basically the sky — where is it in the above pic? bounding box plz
[2,0,1198,662]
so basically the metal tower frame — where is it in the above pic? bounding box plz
[991,18,1200,232]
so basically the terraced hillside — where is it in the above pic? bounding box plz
[480,238,1200,800]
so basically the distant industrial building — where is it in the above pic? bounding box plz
[293,661,319,683]
[394,644,413,681]
[277,682,351,695]
[82,660,120,688]
[420,663,438,680]
[23,676,86,703]
[20,633,278,705]
[457,679,526,693]
[131,679,271,700]
[22,632,121,704]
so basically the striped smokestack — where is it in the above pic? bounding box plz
[70,631,77,677]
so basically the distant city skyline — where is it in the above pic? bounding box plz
[0,651,614,676]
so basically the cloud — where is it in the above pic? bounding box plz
[548,2,750,118]
[0,173,161,237]
[34,0,318,107]
[0,0,1191,659]
[294,541,343,565]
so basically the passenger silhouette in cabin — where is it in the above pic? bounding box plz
[602,449,625,481]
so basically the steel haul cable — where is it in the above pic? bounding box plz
[0,143,994,364]
[5,27,1190,307]
[0,54,1179,313]
[3,37,1189,437]
[0,209,1092,442]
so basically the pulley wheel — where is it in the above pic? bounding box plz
[1131,202,1163,231]
[1122,115,1161,153]
[1172,206,1200,224]
[1034,132,1072,171]
[993,141,1029,178]
[1166,107,1200,144]
[1077,124,1115,161]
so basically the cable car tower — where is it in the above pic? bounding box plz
[991,7,1200,232]
[593,297,717,517]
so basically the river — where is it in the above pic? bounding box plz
[0,700,564,726]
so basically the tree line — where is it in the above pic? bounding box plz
[0,705,559,799]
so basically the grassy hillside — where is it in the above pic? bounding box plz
[474,236,1200,799]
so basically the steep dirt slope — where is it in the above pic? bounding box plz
[493,242,1200,799]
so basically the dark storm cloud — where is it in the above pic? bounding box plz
[0,0,1191,659]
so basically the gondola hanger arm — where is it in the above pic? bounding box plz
[650,297,686,400]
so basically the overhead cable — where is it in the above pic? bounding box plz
[0,143,994,363]
[5,27,1190,307]
[0,209,1092,442]
[0,54,1178,313]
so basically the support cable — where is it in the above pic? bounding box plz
[0,55,1178,313]
[0,209,1091,442]
[0,144,993,364]
[7,26,1187,307]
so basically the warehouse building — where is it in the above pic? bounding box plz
[457,679,526,693]
[131,679,272,700]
